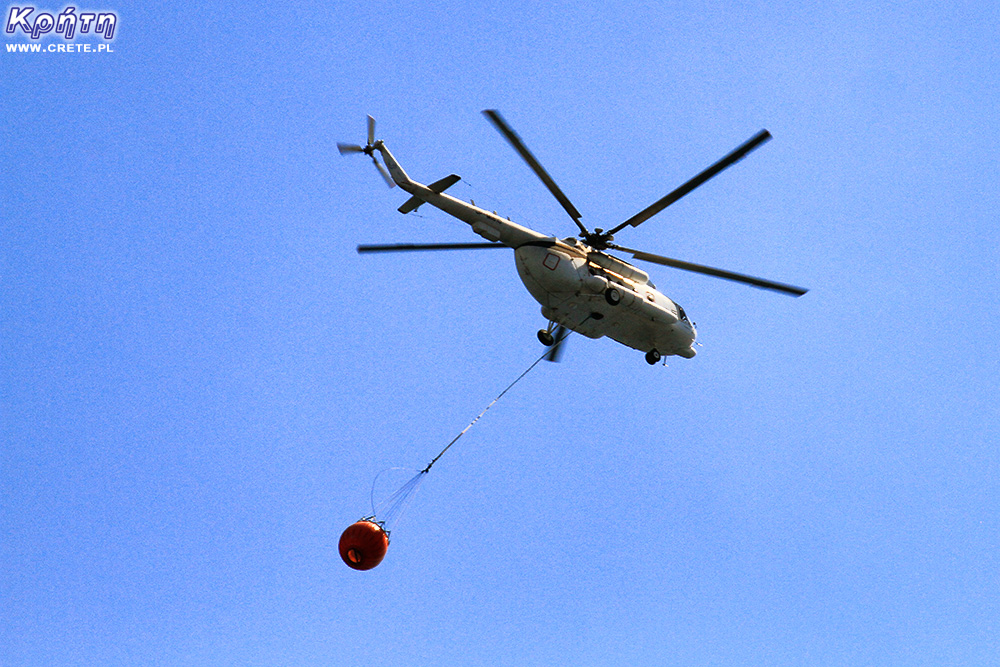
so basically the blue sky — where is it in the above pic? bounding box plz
[3,1,998,664]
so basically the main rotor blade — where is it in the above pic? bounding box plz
[482,109,588,236]
[358,242,507,253]
[610,245,807,296]
[367,115,376,145]
[608,129,772,236]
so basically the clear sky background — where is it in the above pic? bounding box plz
[3,1,998,665]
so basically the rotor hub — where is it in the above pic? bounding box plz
[582,229,614,250]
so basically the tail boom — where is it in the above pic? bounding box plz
[376,144,547,248]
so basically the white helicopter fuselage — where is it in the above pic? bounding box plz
[376,143,697,359]
[514,241,696,358]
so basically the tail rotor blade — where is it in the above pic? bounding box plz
[339,115,392,186]
[372,156,395,188]
[338,143,365,155]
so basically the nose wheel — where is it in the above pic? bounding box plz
[537,329,555,346]
[645,349,661,365]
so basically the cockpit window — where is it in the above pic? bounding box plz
[677,305,689,322]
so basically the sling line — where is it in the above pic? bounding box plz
[420,327,572,474]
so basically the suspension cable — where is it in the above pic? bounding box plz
[420,329,570,474]
[363,326,576,538]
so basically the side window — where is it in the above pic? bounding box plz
[677,305,688,322]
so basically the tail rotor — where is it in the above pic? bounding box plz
[338,115,395,188]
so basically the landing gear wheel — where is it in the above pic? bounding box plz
[645,349,661,365]
[537,329,555,346]
[605,287,621,306]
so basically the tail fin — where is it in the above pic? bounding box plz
[398,174,461,214]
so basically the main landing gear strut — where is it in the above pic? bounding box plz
[540,321,662,366]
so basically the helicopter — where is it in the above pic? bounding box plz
[340,111,807,365]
